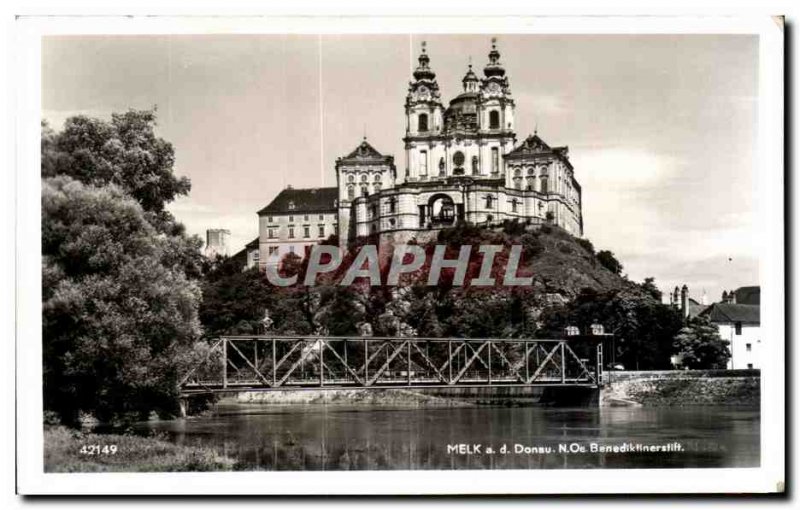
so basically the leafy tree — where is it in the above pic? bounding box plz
[596,250,623,275]
[539,286,683,370]
[673,316,731,369]
[641,277,662,301]
[42,110,190,214]
[42,177,202,425]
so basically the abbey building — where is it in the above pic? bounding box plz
[256,40,583,268]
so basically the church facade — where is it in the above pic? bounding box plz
[257,40,583,267]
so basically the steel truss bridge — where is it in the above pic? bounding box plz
[179,336,603,395]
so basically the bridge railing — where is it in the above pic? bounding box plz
[179,336,602,392]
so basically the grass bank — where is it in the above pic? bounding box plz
[44,426,236,472]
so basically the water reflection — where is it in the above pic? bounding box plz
[139,404,759,470]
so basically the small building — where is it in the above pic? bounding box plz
[700,299,760,370]
[230,237,260,270]
[673,284,761,369]
[256,186,339,268]
[205,228,230,258]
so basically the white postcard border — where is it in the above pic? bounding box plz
[14,14,785,495]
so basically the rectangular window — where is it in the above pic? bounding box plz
[268,228,276,239]
[288,227,295,238]
[491,148,499,174]
[289,246,295,254]
[420,150,428,176]
[746,343,752,352]
[267,216,274,222]
[288,215,294,222]
[747,363,753,369]
[318,225,325,237]
[735,322,742,335]
[304,215,309,221]
[268,246,278,256]
[303,226,310,238]
[511,201,518,213]
[318,214,324,221]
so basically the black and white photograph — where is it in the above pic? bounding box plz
[12,14,785,495]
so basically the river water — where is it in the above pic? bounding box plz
[139,403,760,470]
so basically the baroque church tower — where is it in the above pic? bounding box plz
[403,39,517,182]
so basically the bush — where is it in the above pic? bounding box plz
[576,238,595,255]
[558,243,573,255]
[520,233,545,257]
[596,250,623,274]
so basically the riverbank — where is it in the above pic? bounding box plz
[235,388,475,406]
[601,370,760,407]
[44,426,236,472]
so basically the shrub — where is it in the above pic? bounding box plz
[576,238,595,255]
[596,250,623,275]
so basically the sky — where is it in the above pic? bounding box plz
[42,33,759,303]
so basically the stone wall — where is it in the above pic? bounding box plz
[601,370,760,407]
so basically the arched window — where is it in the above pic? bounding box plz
[472,156,479,175]
[485,195,494,209]
[374,173,381,182]
[361,185,369,197]
[361,174,368,183]
[540,176,549,194]
[388,197,396,213]
[347,174,355,183]
[374,183,381,192]
[489,110,500,129]
[418,113,429,132]
[347,186,355,200]
[438,157,445,176]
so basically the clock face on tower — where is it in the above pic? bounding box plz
[417,86,429,100]
[488,83,501,93]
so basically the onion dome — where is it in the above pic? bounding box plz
[412,41,436,81]
[462,63,480,91]
[483,37,506,78]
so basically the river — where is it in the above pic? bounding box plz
[139,403,760,470]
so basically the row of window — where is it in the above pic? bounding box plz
[266,214,328,223]
[267,224,336,239]
[417,110,501,132]
[418,148,501,176]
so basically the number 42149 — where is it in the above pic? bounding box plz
[79,444,117,455]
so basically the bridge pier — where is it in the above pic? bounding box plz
[178,397,188,418]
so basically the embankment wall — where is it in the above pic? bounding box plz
[601,370,760,407]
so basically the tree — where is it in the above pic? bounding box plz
[596,250,623,275]
[42,177,202,425]
[641,277,662,301]
[42,109,191,215]
[539,286,683,370]
[672,316,731,369]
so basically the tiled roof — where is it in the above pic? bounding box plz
[505,134,574,172]
[701,303,760,324]
[258,187,338,215]
[338,139,393,164]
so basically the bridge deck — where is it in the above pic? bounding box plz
[179,336,604,395]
